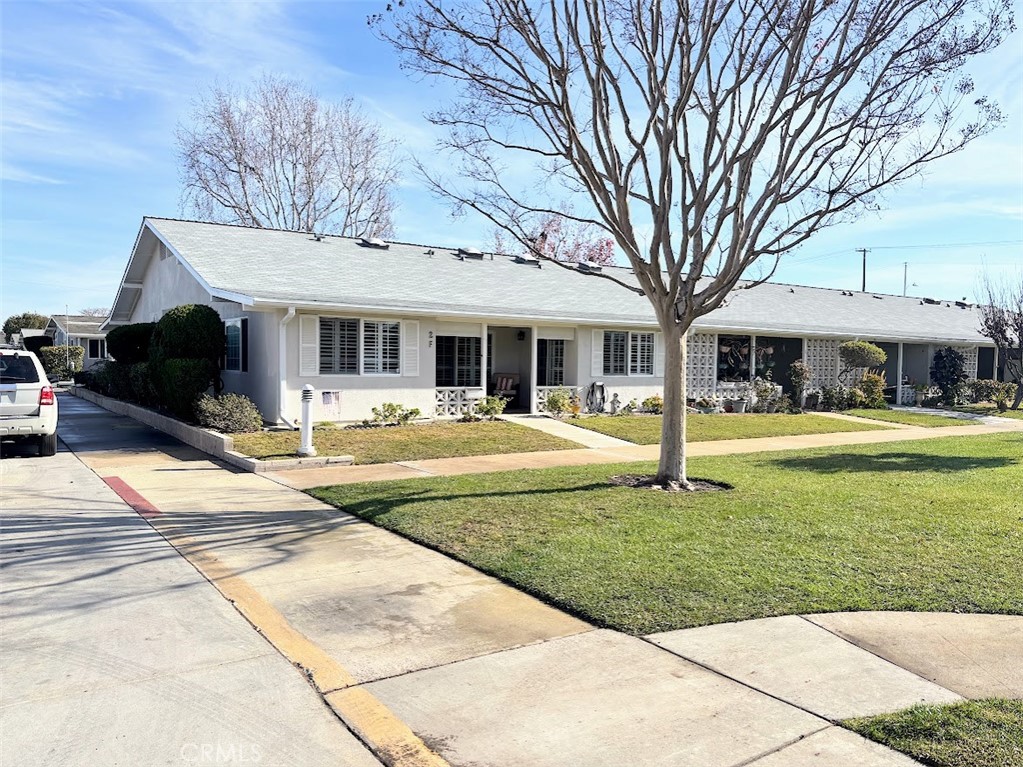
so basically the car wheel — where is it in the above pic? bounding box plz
[39,433,57,457]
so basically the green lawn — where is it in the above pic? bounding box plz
[310,433,1023,634]
[570,412,890,445]
[843,408,973,427]
[844,699,1023,767]
[955,404,1023,421]
[232,420,580,464]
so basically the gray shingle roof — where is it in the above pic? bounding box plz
[49,314,106,336]
[144,217,989,344]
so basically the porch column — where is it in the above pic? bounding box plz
[530,325,539,414]
[480,322,488,395]
[896,342,904,405]
[750,334,757,381]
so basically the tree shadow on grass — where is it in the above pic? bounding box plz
[771,451,1016,474]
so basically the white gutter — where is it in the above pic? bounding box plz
[278,307,298,429]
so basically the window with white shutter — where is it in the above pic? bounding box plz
[630,332,654,375]
[363,321,401,375]
[319,317,358,374]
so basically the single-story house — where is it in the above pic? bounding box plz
[103,217,1000,424]
[44,314,109,370]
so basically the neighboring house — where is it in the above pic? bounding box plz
[45,314,109,370]
[103,217,998,424]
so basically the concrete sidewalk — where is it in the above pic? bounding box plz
[46,393,1023,766]
[268,413,1022,490]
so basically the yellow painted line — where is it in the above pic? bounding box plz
[141,516,449,767]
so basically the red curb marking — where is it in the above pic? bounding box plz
[102,476,162,518]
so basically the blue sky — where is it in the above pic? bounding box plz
[2,0,1021,319]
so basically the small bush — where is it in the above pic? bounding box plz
[641,394,664,414]
[847,387,867,409]
[544,388,572,416]
[858,372,888,409]
[819,385,849,412]
[38,345,84,381]
[128,362,157,406]
[369,402,421,426]
[95,361,133,400]
[150,305,224,363]
[750,377,779,413]
[106,322,156,364]
[789,360,812,398]
[966,379,1014,404]
[840,340,887,371]
[151,358,217,420]
[474,395,508,420]
[195,393,263,433]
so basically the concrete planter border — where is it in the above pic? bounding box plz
[69,387,353,473]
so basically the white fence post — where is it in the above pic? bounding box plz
[298,384,317,457]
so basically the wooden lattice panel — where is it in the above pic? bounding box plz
[686,332,718,397]
[804,338,840,388]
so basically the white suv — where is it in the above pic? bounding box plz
[0,350,58,457]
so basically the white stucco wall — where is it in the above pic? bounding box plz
[129,244,211,323]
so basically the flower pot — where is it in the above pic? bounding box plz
[731,400,748,414]
[915,393,925,407]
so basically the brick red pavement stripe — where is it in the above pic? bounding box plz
[102,476,162,518]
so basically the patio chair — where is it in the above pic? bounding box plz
[492,373,520,402]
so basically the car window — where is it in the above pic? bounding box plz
[0,355,40,383]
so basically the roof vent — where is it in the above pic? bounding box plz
[955,300,970,309]
[458,247,484,260]
[514,255,540,267]
[922,297,939,305]
[312,233,324,242]
[872,295,883,300]
[578,260,604,273]
[359,237,389,250]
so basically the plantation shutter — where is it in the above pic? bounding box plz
[591,329,604,377]
[654,332,665,377]
[402,320,420,378]
[240,318,249,373]
[299,315,319,376]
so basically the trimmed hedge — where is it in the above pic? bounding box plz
[106,322,156,364]
[38,345,84,381]
[149,305,224,363]
[195,393,263,433]
[151,357,217,420]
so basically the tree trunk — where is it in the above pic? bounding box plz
[656,323,692,490]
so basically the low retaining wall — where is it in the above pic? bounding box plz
[69,387,353,473]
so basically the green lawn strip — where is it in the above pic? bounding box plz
[843,699,1023,767]
[309,433,1023,635]
[955,404,1023,421]
[843,408,973,427]
[571,412,890,445]
[232,420,581,464]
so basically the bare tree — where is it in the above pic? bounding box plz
[494,212,616,264]
[979,273,1023,409]
[377,0,1013,489]
[177,75,401,236]
[78,308,109,317]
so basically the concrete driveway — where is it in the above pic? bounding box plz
[0,429,380,766]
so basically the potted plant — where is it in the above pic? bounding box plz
[912,383,928,407]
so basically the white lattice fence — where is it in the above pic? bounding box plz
[686,332,718,397]
[952,346,979,379]
[804,338,840,387]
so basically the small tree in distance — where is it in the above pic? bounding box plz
[3,312,48,343]
[377,0,1013,489]
[177,75,401,237]
[493,212,615,265]
[978,273,1023,409]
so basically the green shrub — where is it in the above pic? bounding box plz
[858,372,888,409]
[819,385,849,411]
[195,393,263,433]
[3,311,47,343]
[38,346,84,381]
[641,394,664,414]
[750,377,779,413]
[151,358,217,420]
[128,362,157,406]
[369,402,421,426]
[150,305,224,363]
[544,388,572,416]
[847,387,867,408]
[474,395,508,419]
[22,335,51,355]
[839,340,887,370]
[106,322,156,364]
[930,347,968,405]
[99,361,133,400]
[966,379,1014,403]
[789,360,812,399]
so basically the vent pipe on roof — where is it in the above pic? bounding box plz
[359,237,389,250]
[458,247,484,259]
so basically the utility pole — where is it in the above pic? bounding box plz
[902,262,908,296]
[856,248,871,292]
